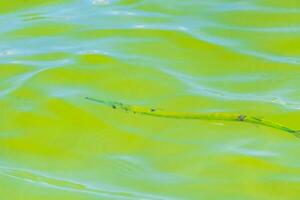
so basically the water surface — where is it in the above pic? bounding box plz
[1,0,300,199]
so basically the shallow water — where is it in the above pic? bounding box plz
[1,0,300,199]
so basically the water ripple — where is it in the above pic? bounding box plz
[0,166,176,200]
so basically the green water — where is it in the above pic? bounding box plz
[1,0,300,199]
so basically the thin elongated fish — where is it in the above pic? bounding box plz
[86,97,300,138]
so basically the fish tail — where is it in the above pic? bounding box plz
[291,130,300,138]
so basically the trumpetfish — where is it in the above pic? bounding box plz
[86,97,300,138]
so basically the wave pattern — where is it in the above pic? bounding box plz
[1,0,300,199]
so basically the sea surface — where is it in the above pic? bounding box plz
[1,0,300,199]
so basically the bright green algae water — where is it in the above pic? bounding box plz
[1,0,300,199]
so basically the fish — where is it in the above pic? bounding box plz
[86,97,300,138]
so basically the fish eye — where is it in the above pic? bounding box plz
[238,115,246,121]
[150,108,155,112]
[112,105,116,109]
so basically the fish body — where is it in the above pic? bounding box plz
[86,97,299,137]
